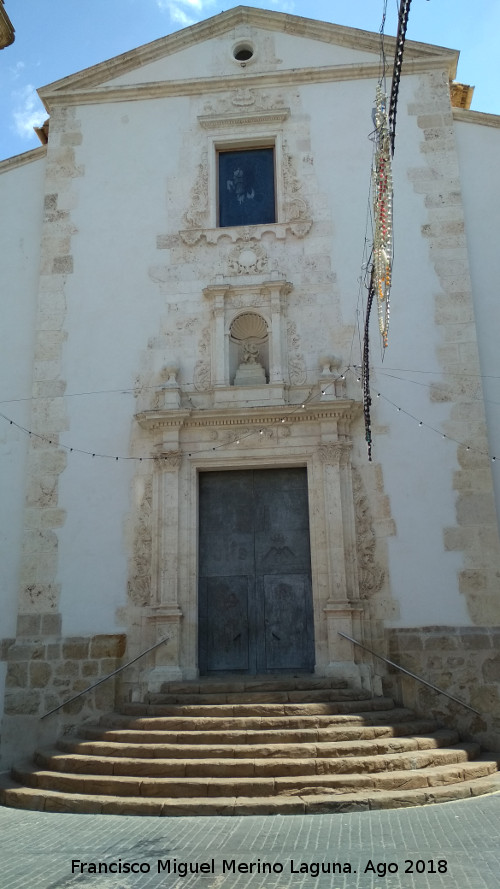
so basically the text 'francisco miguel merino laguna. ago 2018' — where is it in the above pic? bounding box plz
[70,858,448,878]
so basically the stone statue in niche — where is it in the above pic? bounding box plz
[242,342,260,364]
[230,312,268,386]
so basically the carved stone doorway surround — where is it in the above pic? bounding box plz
[135,400,369,692]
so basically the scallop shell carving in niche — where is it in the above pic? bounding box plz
[230,313,268,342]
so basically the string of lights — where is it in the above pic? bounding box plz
[2,363,500,408]
[0,376,338,464]
[1,366,498,467]
[373,389,498,464]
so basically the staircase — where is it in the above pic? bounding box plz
[1,676,499,815]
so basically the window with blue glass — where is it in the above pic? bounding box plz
[218,147,276,227]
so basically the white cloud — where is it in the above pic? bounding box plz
[10,60,26,80]
[157,0,216,27]
[12,84,46,139]
[157,0,297,25]
[266,0,296,10]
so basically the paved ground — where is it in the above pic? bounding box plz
[1,794,500,889]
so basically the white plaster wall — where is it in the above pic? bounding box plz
[105,28,378,87]
[53,71,480,634]
[307,73,466,626]
[0,155,45,636]
[371,77,467,627]
[454,118,500,524]
[58,98,188,634]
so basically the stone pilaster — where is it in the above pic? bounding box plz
[408,71,500,624]
[147,447,183,689]
[314,440,370,689]
[9,108,84,761]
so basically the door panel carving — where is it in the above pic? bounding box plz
[198,468,314,674]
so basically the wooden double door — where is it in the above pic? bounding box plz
[198,468,315,675]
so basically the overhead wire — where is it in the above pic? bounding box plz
[2,361,497,467]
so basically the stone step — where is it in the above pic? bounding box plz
[56,728,459,761]
[75,717,442,747]
[96,706,413,734]
[3,767,500,816]
[117,696,396,720]
[2,684,498,816]
[9,746,491,798]
[36,737,471,778]
[147,687,371,706]
[154,676,349,695]
[153,678,342,696]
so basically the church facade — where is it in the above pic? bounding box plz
[1,6,500,769]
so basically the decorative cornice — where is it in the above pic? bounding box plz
[38,56,457,111]
[0,146,46,174]
[198,109,290,129]
[453,108,500,130]
[0,1,14,49]
[136,401,362,432]
[203,279,292,301]
[179,220,312,246]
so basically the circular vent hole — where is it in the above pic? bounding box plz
[234,44,254,62]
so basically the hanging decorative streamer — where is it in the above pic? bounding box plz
[372,84,393,349]
[362,0,413,459]
[388,0,413,156]
[362,274,375,461]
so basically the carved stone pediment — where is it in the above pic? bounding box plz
[198,109,290,130]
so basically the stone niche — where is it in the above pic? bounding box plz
[203,277,292,408]
[230,311,269,386]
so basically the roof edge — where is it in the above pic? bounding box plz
[453,108,500,129]
[0,145,47,174]
[37,5,459,101]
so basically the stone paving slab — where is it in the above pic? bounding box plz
[1,791,500,889]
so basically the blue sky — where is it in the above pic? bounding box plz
[1,0,499,161]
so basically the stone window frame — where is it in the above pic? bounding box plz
[217,144,277,228]
[180,109,312,244]
[208,131,285,231]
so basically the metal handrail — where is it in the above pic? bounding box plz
[41,635,170,720]
[338,631,481,715]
